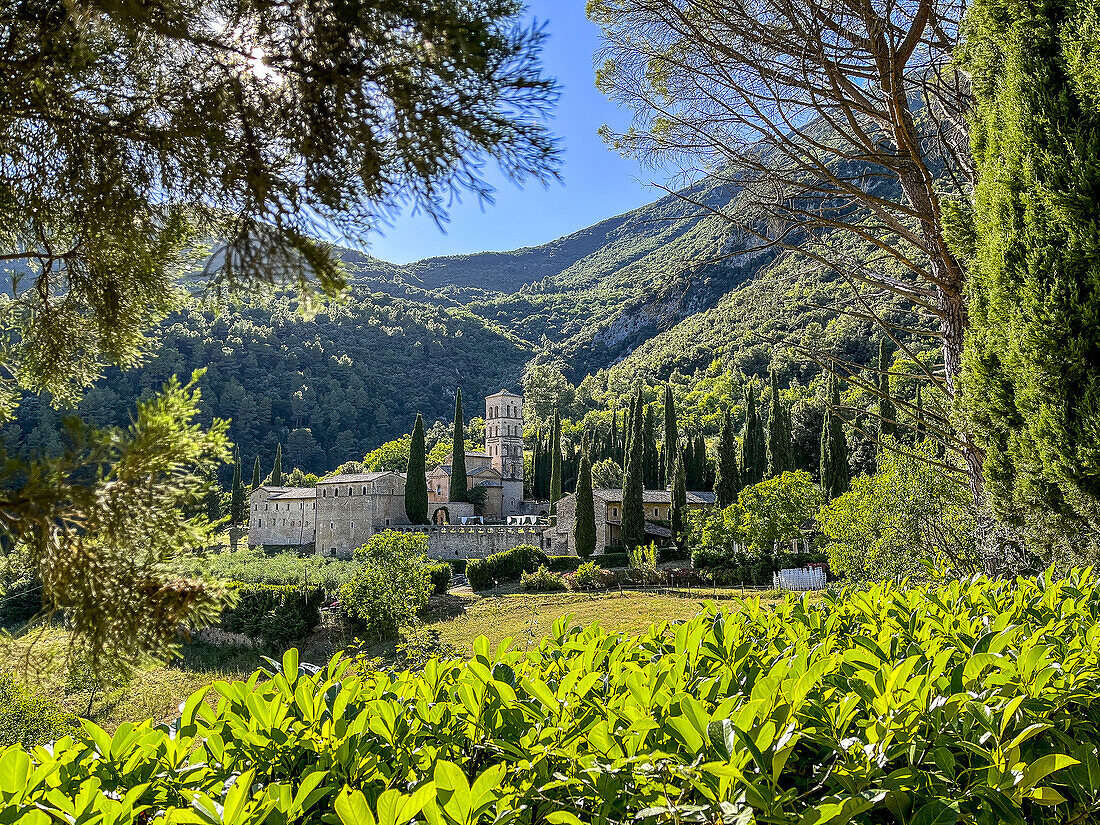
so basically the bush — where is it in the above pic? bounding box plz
[0,675,76,748]
[594,552,629,569]
[220,583,324,649]
[569,561,606,591]
[339,531,434,642]
[5,571,1100,823]
[426,562,452,595]
[546,555,582,573]
[466,544,549,591]
[520,565,567,592]
[182,545,356,591]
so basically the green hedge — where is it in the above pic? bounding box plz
[220,583,324,650]
[0,675,76,749]
[426,563,452,595]
[5,570,1100,823]
[447,559,468,575]
[466,545,548,591]
[546,555,581,573]
[595,552,630,568]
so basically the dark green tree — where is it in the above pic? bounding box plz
[715,409,742,507]
[671,446,688,550]
[643,403,660,489]
[450,389,468,502]
[766,370,794,477]
[663,384,678,486]
[405,414,428,524]
[205,467,223,524]
[271,444,283,487]
[574,432,597,559]
[230,447,243,525]
[741,385,767,486]
[251,456,261,491]
[959,0,1100,540]
[694,433,711,490]
[821,374,850,500]
[621,392,646,549]
[877,339,897,442]
[549,411,562,513]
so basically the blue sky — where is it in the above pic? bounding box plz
[361,1,658,265]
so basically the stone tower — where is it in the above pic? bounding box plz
[485,390,525,516]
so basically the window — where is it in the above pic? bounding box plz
[335,488,339,497]
[330,522,335,530]
[350,521,355,530]
[362,486,367,495]
[612,507,619,518]
[257,519,262,527]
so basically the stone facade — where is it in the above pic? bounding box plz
[485,390,524,516]
[314,472,407,557]
[551,488,717,555]
[391,524,549,560]
[248,487,317,547]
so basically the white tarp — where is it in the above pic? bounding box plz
[774,566,827,591]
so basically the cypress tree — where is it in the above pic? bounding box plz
[205,468,222,523]
[959,0,1100,531]
[643,403,659,489]
[741,385,766,485]
[450,388,468,502]
[405,414,429,524]
[821,374,850,499]
[230,447,243,525]
[915,384,927,442]
[271,444,283,487]
[251,456,261,491]
[621,392,646,549]
[549,410,562,513]
[766,369,794,477]
[877,338,896,442]
[531,432,542,499]
[671,445,687,549]
[574,431,597,559]
[663,384,678,486]
[694,433,710,489]
[715,409,742,507]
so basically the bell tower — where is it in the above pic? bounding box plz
[485,390,524,515]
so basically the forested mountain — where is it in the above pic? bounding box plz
[0,172,898,478]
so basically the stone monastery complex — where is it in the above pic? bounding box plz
[249,389,715,560]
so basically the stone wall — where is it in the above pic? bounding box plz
[390,524,553,560]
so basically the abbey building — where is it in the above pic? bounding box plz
[247,390,539,557]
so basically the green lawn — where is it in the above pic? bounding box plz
[0,590,778,730]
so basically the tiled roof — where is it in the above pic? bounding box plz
[590,489,716,504]
[318,472,394,483]
[270,487,316,499]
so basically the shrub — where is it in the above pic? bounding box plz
[546,555,582,573]
[627,542,659,584]
[594,552,629,569]
[183,545,356,590]
[0,675,76,748]
[466,544,549,591]
[569,561,606,591]
[426,562,452,595]
[220,583,325,649]
[520,565,566,592]
[4,571,1100,823]
[339,532,433,642]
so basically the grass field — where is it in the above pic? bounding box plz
[0,590,776,731]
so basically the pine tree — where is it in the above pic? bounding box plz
[663,384,678,486]
[821,374,850,499]
[877,338,896,442]
[671,445,688,549]
[251,456,261,491]
[574,431,597,559]
[741,385,766,485]
[405,414,429,524]
[271,444,283,487]
[230,447,243,525]
[621,392,646,549]
[450,389,468,502]
[549,410,563,513]
[715,409,742,507]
